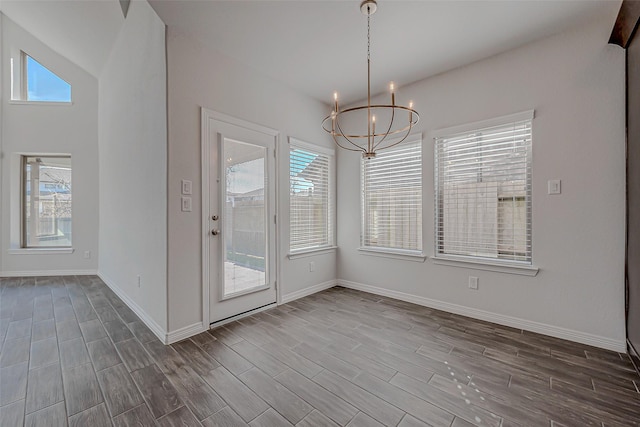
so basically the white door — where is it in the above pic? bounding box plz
[203,110,278,325]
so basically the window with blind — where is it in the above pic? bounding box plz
[361,139,422,253]
[289,139,335,253]
[434,111,533,264]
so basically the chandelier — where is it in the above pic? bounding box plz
[322,0,419,159]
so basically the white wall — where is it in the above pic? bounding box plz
[98,1,167,337]
[337,16,627,351]
[0,14,99,276]
[166,29,336,334]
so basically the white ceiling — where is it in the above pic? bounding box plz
[0,1,621,102]
[149,0,621,104]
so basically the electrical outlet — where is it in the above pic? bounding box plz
[469,276,479,290]
[84,250,91,259]
[309,261,315,272]
[548,179,561,195]
[137,275,141,288]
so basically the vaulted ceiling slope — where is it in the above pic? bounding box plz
[0,0,124,78]
[150,0,621,104]
[0,1,622,101]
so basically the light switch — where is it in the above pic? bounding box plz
[548,179,561,195]
[181,196,192,212]
[182,180,192,195]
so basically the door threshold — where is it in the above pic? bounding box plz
[209,302,277,329]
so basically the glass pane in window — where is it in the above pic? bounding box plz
[24,156,72,247]
[26,55,71,102]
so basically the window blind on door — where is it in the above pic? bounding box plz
[435,116,532,263]
[289,141,334,252]
[361,140,422,252]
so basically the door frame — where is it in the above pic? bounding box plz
[201,107,281,327]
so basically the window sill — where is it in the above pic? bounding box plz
[431,255,539,276]
[288,246,337,259]
[358,247,427,262]
[8,100,73,106]
[8,248,74,255]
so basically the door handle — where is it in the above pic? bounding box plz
[211,229,220,236]
[212,215,219,221]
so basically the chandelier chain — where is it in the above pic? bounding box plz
[322,0,420,159]
[367,13,370,62]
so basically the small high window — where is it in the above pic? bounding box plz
[12,52,71,103]
[22,156,72,248]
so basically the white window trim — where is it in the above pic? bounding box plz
[288,137,336,254]
[9,248,74,255]
[287,246,338,259]
[360,134,423,255]
[358,247,427,262]
[433,110,535,269]
[432,110,534,139]
[432,255,538,276]
[9,100,73,106]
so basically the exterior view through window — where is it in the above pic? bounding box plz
[23,156,72,248]
[361,139,422,253]
[289,140,334,253]
[435,114,532,263]
[24,53,72,102]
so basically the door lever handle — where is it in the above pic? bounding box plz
[211,229,220,236]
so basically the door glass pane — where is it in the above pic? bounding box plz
[223,138,267,296]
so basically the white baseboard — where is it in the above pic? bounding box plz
[281,280,337,304]
[166,322,206,345]
[0,269,97,277]
[97,271,168,344]
[337,279,626,353]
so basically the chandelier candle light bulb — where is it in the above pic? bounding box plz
[321,0,419,159]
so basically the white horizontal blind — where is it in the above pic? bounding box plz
[362,141,422,252]
[290,143,334,252]
[435,119,532,263]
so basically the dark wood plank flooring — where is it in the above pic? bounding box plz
[0,276,638,426]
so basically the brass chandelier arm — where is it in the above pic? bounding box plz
[373,105,395,149]
[335,118,367,152]
[321,105,419,139]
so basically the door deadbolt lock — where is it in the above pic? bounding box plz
[212,215,219,221]
[211,229,220,236]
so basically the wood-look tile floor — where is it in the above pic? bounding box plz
[1,276,639,426]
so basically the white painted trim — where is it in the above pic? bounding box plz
[201,107,212,331]
[202,108,279,137]
[288,246,338,259]
[432,110,535,138]
[209,302,277,329]
[166,322,206,345]
[336,279,626,352]
[281,280,337,304]
[98,271,167,344]
[201,107,281,322]
[358,247,427,262]
[289,137,335,156]
[0,269,96,277]
[431,256,539,276]
[8,100,73,107]
[8,248,74,255]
